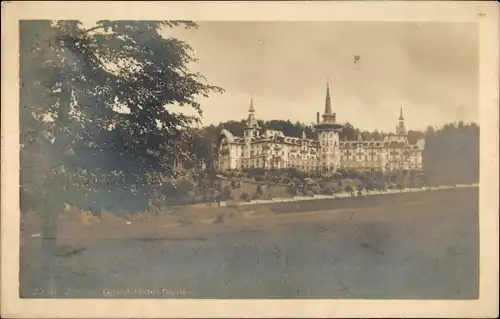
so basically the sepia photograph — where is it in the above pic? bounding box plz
[2,1,499,318]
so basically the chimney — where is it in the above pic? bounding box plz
[316,112,320,124]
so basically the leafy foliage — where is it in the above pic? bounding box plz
[423,122,479,185]
[20,20,224,223]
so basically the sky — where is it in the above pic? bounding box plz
[164,21,478,132]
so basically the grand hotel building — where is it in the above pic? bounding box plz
[217,84,425,173]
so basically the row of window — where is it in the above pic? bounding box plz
[319,132,338,138]
[320,140,338,146]
[231,149,418,159]
[227,144,419,156]
[236,163,320,170]
[221,159,422,171]
[222,154,420,163]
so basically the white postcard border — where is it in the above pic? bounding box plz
[1,1,498,318]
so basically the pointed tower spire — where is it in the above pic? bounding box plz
[246,95,259,129]
[315,80,343,135]
[324,82,332,115]
[249,95,255,113]
[397,106,406,136]
[319,82,337,125]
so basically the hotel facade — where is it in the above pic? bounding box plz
[217,84,424,174]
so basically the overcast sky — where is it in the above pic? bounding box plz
[164,22,479,132]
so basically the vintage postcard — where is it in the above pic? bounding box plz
[2,1,499,318]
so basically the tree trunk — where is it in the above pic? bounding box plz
[39,82,71,287]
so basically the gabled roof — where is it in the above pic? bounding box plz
[416,138,426,150]
[220,128,235,142]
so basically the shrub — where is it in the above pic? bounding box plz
[240,192,250,201]
[256,185,263,195]
[230,180,241,189]
[347,169,359,179]
[375,180,386,190]
[287,185,298,196]
[365,178,375,189]
[219,185,232,201]
[310,185,321,194]
[337,168,348,178]
[245,168,267,178]
[304,190,314,197]
[287,168,306,180]
[332,172,343,180]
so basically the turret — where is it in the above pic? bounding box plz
[315,82,343,132]
[244,96,260,140]
[314,82,344,175]
[319,82,338,125]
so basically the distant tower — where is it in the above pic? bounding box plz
[244,96,260,141]
[314,83,343,175]
[397,106,407,135]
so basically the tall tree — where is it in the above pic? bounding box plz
[422,122,479,185]
[339,122,360,140]
[407,130,425,144]
[20,20,223,279]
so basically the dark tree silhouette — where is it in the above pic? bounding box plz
[20,20,224,278]
[423,122,479,185]
[407,130,426,144]
[240,192,250,201]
